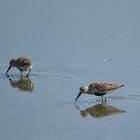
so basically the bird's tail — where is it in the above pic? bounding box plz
[107,83,124,91]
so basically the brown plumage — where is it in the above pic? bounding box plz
[91,82,124,93]
[15,57,32,67]
[6,57,32,77]
[75,82,124,102]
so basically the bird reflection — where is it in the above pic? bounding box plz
[8,77,34,92]
[75,103,125,119]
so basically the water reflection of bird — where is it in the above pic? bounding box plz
[75,82,124,102]
[75,103,125,119]
[6,57,32,77]
[8,77,34,92]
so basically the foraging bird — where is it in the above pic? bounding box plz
[6,57,32,77]
[75,82,124,102]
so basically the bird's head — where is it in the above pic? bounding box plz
[74,86,89,102]
[5,59,16,76]
[9,59,16,67]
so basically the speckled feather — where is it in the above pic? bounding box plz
[15,57,32,67]
[90,82,124,93]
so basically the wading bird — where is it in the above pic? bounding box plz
[6,57,32,77]
[75,82,124,102]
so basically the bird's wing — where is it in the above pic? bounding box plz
[92,83,107,93]
[17,57,32,66]
[92,82,123,93]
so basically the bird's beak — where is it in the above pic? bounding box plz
[5,66,11,76]
[74,92,82,102]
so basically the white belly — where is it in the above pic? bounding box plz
[18,65,32,71]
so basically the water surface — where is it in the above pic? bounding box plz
[0,0,140,140]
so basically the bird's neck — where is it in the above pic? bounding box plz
[87,88,95,95]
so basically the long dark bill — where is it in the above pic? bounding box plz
[5,66,11,76]
[74,92,82,102]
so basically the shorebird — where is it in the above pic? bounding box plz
[75,82,124,102]
[6,57,32,77]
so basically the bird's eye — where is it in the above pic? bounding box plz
[81,88,84,92]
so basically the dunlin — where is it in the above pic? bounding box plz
[6,57,32,77]
[75,82,124,102]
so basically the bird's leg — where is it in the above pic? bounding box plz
[101,96,104,102]
[101,96,107,103]
[26,68,31,77]
[104,97,107,103]
[21,71,23,77]
[19,69,23,77]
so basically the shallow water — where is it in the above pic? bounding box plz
[1,0,140,140]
